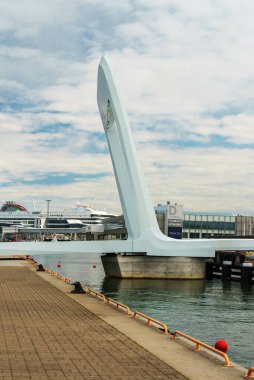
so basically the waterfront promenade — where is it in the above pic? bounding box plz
[0,259,247,379]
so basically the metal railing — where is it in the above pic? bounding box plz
[26,258,38,267]
[85,287,106,302]
[245,367,254,378]
[44,267,72,284]
[106,298,131,315]
[133,311,169,334]
[13,254,31,260]
[171,330,232,367]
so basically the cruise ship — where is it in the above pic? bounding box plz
[0,201,117,229]
[40,202,117,228]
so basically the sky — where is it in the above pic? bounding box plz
[0,0,254,214]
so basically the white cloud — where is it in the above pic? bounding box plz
[138,143,254,213]
[0,0,254,215]
[218,114,254,144]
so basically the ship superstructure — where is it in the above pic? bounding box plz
[0,201,41,228]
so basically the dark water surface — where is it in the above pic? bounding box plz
[35,253,254,368]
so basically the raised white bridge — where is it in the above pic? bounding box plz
[1,57,254,257]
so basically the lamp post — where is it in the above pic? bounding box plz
[46,200,51,228]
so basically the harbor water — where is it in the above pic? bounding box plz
[35,253,254,369]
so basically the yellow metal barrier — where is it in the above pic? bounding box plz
[171,331,232,367]
[133,311,169,334]
[85,287,106,302]
[14,254,29,260]
[26,258,38,267]
[245,367,254,378]
[44,267,72,284]
[14,254,36,263]
[106,298,131,315]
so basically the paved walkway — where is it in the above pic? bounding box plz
[0,265,187,380]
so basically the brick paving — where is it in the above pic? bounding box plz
[0,266,187,380]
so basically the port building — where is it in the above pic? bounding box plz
[155,202,254,239]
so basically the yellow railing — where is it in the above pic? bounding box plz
[106,298,131,315]
[14,254,37,264]
[85,287,106,302]
[13,254,30,260]
[26,258,38,267]
[171,330,232,367]
[133,311,169,334]
[44,267,72,284]
[245,367,254,378]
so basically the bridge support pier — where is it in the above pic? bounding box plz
[101,254,207,279]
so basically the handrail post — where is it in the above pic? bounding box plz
[245,367,254,378]
[195,342,201,351]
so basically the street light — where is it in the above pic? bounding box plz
[46,200,51,228]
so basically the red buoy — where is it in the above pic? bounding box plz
[57,261,61,268]
[93,264,96,269]
[215,340,228,353]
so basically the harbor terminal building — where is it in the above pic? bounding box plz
[155,202,254,239]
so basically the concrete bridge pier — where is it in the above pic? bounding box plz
[101,254,207,279]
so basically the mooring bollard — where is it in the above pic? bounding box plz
[71,281,85,294]
[241,262,253,286]
[205,260,214,280]
[36,264,45,272]
[222,261,232,281]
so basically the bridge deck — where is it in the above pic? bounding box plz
[0,261,186,380]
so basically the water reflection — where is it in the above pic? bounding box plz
[34,253,254,368]
[102,277,206,295]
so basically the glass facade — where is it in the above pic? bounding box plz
[183,212,236,238]
[156,205,254,239]
[183,220,235,231]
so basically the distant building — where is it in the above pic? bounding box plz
[154,202,254,239]
[182,211,235,238]
[235,215,254,236]
[155,202,183,239]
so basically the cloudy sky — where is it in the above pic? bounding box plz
[0,0,254,214]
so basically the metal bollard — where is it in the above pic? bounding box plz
[222,261,232,281]
[71,281,85,294]
[36,264,45,272]
[241,263,253,286]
